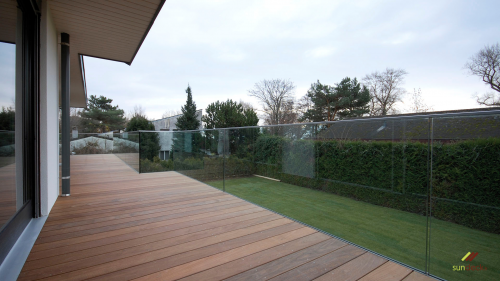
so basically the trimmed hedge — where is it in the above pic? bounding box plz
[253,135,500,233]
[140,156,254,182]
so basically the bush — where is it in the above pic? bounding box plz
[73,140,109,155]
[140,158,174,173]
[252,135,500,233]
[113,142,138,153]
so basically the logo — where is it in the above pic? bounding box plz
[461,252,478,262]
[452,252,487,272]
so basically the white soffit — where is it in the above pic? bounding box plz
[50,0,165,108]
[0,0,17,44]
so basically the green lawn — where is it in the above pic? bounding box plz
[207,177,499,281]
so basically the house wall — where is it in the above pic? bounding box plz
[39,1,60,216]
[151,109,203,131]
[152,110,203,158]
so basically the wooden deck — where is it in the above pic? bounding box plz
[18,154,434,281]
[0,158,16,228]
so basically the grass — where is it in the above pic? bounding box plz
[207,176,499,281]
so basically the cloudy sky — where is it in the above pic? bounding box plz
[1,0,499,120]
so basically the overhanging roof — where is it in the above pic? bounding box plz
[0,0,165,108]
[0,0,17,44]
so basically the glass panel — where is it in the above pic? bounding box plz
[139,130,224,189]
[217,127,258,194]
[222,120,429,272]
[174,129,224,187]
[113,132,139,172]
[172,130,206,177]
[200,129,225,187]
[0,41,16,231]
[316,119,428,271]
[127,110,500,278]
[430,114,500,281]
[64,133,113,155]
[137,130,174,173]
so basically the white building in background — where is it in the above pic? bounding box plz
[151,110,203,160]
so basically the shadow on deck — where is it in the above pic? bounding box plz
[18,154,433,281]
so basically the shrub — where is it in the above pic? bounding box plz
[252,135,500,233]
[73,139,108,154]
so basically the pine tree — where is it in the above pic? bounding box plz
[335,77,370,119]
[300,78,369,122]
[175,85,200,130]
[79,95,125,133]
[172,85,201,161]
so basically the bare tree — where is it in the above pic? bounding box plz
[296,94,314,122]
[465,43,500,100]
[69,108,82,130]
[407,88,433,113]
[248,79,296,125]
[126,105,147,120]
[363,68,408,116]
[473,92,500,106]
[263,99,297,125]
[239,100,256,111]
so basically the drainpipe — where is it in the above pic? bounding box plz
[61,33,70,196]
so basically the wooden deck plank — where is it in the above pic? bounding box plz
[269,245,366,281]
[226,238,347,281]
[19,218,295,280]
[178,232,332,281]
[359,261,413,281]
[26,208,266,262]
[37,198,242,237]
[22,213,281,272]
[35,201,252,244]
[402,271,435,281]
[45,191,223,222]
[18,155,434,281]
[132,227,317,281]
[312,252,387,281]
[32,223,307,281]
[42,195,235,230]
[31,204,258,250]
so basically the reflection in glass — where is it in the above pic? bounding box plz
[429,115,500,281]
[118,111,500,281]
[0,42,16,230]
[113,132,139,172]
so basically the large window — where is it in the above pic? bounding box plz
[0,0,41,265]
[0,42,16,232]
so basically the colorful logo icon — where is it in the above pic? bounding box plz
[461,252,478,262]
[453,252,486,271]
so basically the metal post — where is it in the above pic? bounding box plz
[61,33,70,196]
[427,117,434,274]
[222,130,226,192]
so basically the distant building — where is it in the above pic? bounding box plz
[318,107,500,142]
[151,110,203,160]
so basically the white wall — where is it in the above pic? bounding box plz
[39,1,60,216]
[152,109,203,131]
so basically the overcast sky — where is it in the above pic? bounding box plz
[1,0,499,120]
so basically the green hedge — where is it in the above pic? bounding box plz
[253,135,500,233]
[140,156,254,182]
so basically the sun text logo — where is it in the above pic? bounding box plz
[461,252,478,262]
[452,252,487,272]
